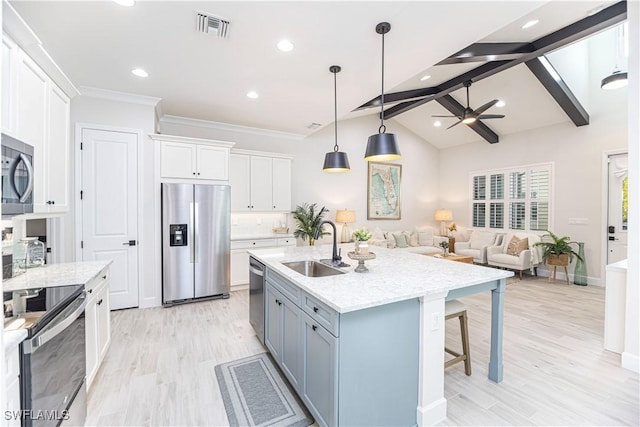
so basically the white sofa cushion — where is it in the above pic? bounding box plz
[468,231,497,250]
[415,227,434,246]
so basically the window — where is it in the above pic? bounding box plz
[470,163,552,232]
[622,176,628,231]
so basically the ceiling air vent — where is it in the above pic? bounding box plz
[196,12,230,39]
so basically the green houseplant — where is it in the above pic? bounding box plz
[352,228,372,255]
[534,230,583,266]
[292,203,329,246]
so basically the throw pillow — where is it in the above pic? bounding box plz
[404,231,419,247]
[506,236,529,257]
[385,232,396,249]
[393,233,409,248]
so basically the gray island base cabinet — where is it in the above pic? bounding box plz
[265,268,419,426]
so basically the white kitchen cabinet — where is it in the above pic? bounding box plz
[229,150,293,212]
[154,134,233,181]
[4,35,71,214]
[230,237,295,286]
[85,267,111,389]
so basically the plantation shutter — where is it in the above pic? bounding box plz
[530,167,550,231]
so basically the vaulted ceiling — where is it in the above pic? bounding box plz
[7,0,627,148]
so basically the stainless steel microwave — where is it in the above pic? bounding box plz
[2,133,34,216]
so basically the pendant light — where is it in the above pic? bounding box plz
[323,65,351,172]
[601,23,628,90]
[365,22,401,162]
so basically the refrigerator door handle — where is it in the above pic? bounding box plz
[190,202,195,263]
[193,202,199,263]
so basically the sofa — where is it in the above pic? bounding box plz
[454,231,502,264]
[369,226,448,255]
[486,232,542,279]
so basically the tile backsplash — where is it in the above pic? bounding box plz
[231,213,293,237]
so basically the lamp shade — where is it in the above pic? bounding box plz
[364,133,401,162]
[601,70,628,90]
[434,209,453,221]
[323,151,350,172]
[336,209,356,224]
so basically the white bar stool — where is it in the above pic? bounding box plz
[445,299,472,375]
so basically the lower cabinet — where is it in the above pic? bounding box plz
[4,339,21,427]
[231,237,295,286]
[264,267,421,427]
[301,312,338,427]
[85,268,111,389]
[265,283,302,390]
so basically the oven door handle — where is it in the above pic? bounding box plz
[23,292,88,354]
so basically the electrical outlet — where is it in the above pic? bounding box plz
[431,312,440,331]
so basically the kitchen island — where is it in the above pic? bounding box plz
[249,244,513,426]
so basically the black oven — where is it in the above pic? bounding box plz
[2,133,34,216]
[13,285,87,427]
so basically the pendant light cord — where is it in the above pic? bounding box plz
[379,30,386,134]
[333,70,339,152]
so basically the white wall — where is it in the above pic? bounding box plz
[70,95,160,308]
[622,0,639,373]
[438,101,626,284]
[160,114,441,233]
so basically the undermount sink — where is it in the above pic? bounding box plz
[282,260,345,277]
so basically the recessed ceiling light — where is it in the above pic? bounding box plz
[131,68,148,78]
[277,39,294,52]
[246,91,259,99]
[433,121,442,127]
[420,75,431,81]
[521,19,539,30]
[496,100,505,108]
[114,0,135,6]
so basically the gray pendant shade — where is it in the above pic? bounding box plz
[364,132,400,162]
[323,151,351,172]
[601,70,628,90]
[366,22,401,162]
[323,65,350,172]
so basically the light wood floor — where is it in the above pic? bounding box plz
[86,278,639,426]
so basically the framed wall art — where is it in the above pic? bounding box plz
[367,162,401,220]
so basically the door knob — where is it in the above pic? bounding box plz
[122,240,137,246]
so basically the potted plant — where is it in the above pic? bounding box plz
[292,203,329,246]
[352,228,372,255]
[534,230,583,266]
[438,240,449,256]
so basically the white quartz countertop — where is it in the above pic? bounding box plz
[606,259,628,272]
[231,233,295,241]
[3,329,27,352]
[248,245,513,313]
[2,260,113,292]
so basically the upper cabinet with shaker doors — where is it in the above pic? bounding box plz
[2,34,72,214]
[229,149,292,213]
[152,134,234,181]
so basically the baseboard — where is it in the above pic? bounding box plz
[622,352,640,373]
[231,284,249,291]
[535,268,602,286]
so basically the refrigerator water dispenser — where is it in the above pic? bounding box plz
[169,224,187,246]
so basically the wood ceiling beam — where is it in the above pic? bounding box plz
[525,56,589,127]
[365,1,626,120]
[437,42,535,65]
[436,95,499,144]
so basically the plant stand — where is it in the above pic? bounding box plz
[347,252,376,273]
[547,253,570,285]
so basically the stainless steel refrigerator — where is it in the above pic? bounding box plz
[162,183,230,305]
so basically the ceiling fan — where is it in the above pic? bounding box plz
[433,80,505,129]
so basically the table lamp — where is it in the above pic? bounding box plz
[434,209,453,237]
[335,209,356,243]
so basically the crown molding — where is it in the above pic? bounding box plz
[231,148,294,159]
[3,1,79,98]
[148,133,235,149]
[159,114,306,141]
[79,86,161,107]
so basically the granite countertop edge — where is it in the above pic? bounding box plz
[2,260,114,292]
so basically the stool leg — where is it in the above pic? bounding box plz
[459,311,472,376]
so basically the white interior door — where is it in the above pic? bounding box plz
[81,128,139,310]
[607,153,628,264]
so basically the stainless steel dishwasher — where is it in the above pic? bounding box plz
[249,256,265,344]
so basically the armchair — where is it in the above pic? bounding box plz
[486,232,542,279]
[454,231,500,264]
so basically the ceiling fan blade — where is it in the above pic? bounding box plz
[477,114,505,119]
[432,115,459,118]
[446,120,463,130]
[473,99,499,115]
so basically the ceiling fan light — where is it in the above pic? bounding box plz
[323,151,351,172]
[462,116,477,124]
[365,133,401,162]
[601,70,628,90]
